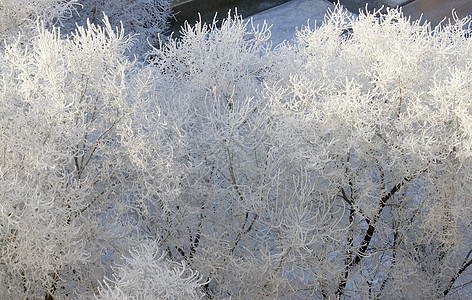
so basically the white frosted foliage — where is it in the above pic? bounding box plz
[96,241,207,299]
[0,3,471,299]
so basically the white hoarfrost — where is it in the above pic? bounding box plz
[67,0,172,54]
[0,2,471,299]
[0,0,78,40]
[96,240,207,300]
[0,15,175,299]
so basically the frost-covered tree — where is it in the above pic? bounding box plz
[141,7,472,299]
[96,240,207,299]
[143,13,276,298]
[1,3,472,300]
[262,6,472,297]
[0,15,179,298]
[262,7,472,298]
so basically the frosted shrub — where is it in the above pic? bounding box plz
[101,7,472,299]
[0,3,472,299]
[264,6,472,298]
[0,16,173,298]
[96,240,207,299]
[150,12,271,94]
[142,7,472,299]
[143,14,289,298]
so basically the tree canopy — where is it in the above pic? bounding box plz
[0,1,471,298]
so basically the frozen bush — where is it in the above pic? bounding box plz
[96,240,207,300]
[0,4,472,299]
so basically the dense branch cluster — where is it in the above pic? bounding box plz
[0,1,471,299]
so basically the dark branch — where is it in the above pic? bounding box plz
[336,174,416,296]
[443,248,472,296]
